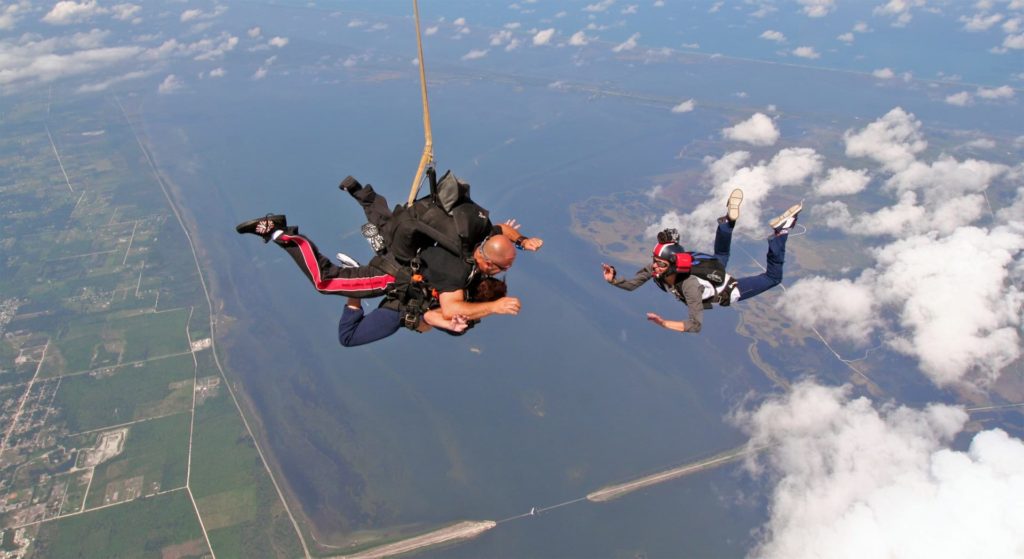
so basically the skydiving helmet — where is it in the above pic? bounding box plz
[652,241,692,278]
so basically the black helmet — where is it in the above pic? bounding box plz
[652,242,691,277]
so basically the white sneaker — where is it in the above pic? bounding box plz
[770,202,803,236]
[335,252,360,268]
[726,188,743,222]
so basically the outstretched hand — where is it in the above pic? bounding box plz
[646,312,666,327]
[520,237,543,251]
[601,263,616,282]
[492,296,521,315]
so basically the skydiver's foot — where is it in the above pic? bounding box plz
[724,188,743,225]
[770,202,803,236]
[361,222,386,254]
[335,252,360,268]
[236,214,287,243]
[339,175,362,194]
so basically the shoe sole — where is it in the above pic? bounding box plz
[769,203,803,229]
[726,189,743,222]
[236,215,286,235]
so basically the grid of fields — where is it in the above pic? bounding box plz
[0,97,304,558]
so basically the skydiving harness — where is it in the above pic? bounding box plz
[655,252,739,308]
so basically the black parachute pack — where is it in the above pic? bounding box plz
[370,169,494,330]
[377,169,492,265]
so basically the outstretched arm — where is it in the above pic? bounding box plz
[605,263,654,291]
[646,278,704,333]
[498,221,543,251]
[437,290,521,321]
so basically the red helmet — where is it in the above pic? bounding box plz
[652,242,692,277]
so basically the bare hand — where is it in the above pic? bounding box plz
[521,237,543,251]
[448,315,469,333]
[503,218,521,230]
[493,296,521,315]
[646,312,666,327]
[601,263,616,282]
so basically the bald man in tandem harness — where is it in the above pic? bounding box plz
[602,189,803,333]
[236,169,543,345]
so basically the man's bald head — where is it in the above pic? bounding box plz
[475,234,516,275]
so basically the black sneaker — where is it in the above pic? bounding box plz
[361,222,386,254]
[770,203,803,236]
[236,214,287,243]
[339,176,363,194]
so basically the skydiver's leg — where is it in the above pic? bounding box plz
[735,233,787,302]
[342,177,393,228]
[713,219,734,268]
[337,302,402,347]
[274,229,395,298]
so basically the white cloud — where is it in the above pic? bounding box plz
[837,32,855,43]
[792,46,820,59]
[0,34,143,90]
[584,0,615,12]
[977,85,1014,99]
[180,8,202,22]
[645,148,821,247]
[248,26,262,38]
[722,113,780,146]
[269,36,289,48]
[873,67,895,79]
[780,278,880,344]
[874,0,925,27]
[158,73,182,94]
[964,138,996,150]
[453,17,466,26]
[533,28,556,45]
[347,19,366,28]
[461,48,488,60]
[76,69,148,93]
[946,91,973,106]
[735,381,1024,559]
[0,2,29,30]
[1004,33,1024,49]
[569,31,591,46]
[209,67,225,78]
[612,32,640,52]
[843,107,926,173]
[797,0,835,18]
[252,67,267,80]
[853,22,870,33]
[43,1,106,25]
[111,4,140,22]
[621,4,638,15]
[671,99,695,113]
[961,12,1004,31]
[760,30,786,42]
[815,167,871,196]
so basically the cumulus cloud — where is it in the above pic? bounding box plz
[873,67,895,79]
[815,167,871,196]
[1004,33,1024,49]
[76,69,148,93]
[248,26,262,38]
[722,113,780,146]
[111,4,140,22]
[645,148,821,247]
[209,67,225,78]
[837,32,854,43]
[843,107,926,173]
[461,48,488,60]
[946,91,973,106]
[584,0,615,12]
[671,99,695,113]
[43,1,106,24]
[0,34,143,90]
[977,85,1014,99]
[874,0,925,26]
[569,31,591,46]
[268,36,288,48]
[533,28,555,45]
[424,25,439,36]
[780,278,880,344]
[792,46,820,59]
[735,381,1024,559]
[0,2,29,30]
[158,73,182,94]
[760,30,786,42]
[797,0,835,17]
[961,12,1004,31]
[612,32,640,52]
